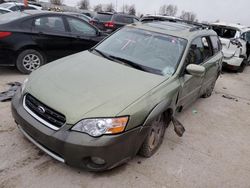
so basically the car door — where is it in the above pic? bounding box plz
[200,36,222,94]
[177,37,206,108]
[65,16,101,53]
[31,15,72,62]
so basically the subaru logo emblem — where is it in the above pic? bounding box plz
[37,106,45,114]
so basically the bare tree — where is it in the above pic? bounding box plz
[159,4,178,16]
[104,3,115,12]
[128,5,136,15]
[93,4,103,12]
[121,4,136,15]
[121,4,130,13]
[78,0,89,10]
[180,11,197,22]
[50,0,63,6]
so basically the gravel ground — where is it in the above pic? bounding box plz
[0,66,250,188]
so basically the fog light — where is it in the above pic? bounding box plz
[91,157,106,165]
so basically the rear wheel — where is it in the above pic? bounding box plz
[16,49,45,74]
[139,113,171,157]
[238,60,247,73]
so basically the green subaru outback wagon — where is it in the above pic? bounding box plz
[12,21,222,171]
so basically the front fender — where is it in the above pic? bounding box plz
[143,98,173,126]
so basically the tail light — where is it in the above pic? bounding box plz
[104,21,115,28]
[0,32,12,39]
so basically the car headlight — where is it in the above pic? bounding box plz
[21,78,28,94]
[71,116,129,137]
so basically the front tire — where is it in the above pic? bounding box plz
[139,113,171,158]
[16,49,45,74]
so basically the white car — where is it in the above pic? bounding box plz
[212,22,250,72]
[0,7,12,14]
[0,2,42,11]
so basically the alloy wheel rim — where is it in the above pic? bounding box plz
[22,54,41,71]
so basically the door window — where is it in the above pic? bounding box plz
[66,17,96,36]
[185,37,213,66]
[210,36,221,54]
[34,16,65,32]
[201,37,213,60]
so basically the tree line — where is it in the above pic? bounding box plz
[49,0,197,21]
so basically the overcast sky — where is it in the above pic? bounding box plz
[61,0,250,25]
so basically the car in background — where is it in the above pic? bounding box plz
[212,22,249,72]
[12,21,222,171]
[64,12,91,22]
[0,2,42,11]
[0,10,107,74]
[0,7,12,14]
[90,12,139,33]
[140,15,182,23]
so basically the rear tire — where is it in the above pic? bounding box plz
[16,49,45,74]
[238,60,247,73]
[139,113,171,158]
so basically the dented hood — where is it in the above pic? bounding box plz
[25,51,166,124]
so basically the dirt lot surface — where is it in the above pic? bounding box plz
[0,67,250,188]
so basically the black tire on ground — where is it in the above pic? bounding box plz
[238,60,247,73]
[16,49,45,74]
[139,112,171,158]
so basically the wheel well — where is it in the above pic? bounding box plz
[16,46,47,63]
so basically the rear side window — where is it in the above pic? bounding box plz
[113,15,133,24]
[34,16,65,32]
[94,13,112,22]
[210,36,221,54]
[66,17,96,36]
[212,26,237,39]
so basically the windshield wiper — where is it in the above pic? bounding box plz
[90,49,115,61]
[109,55,148,72]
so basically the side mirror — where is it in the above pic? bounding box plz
[186,64,205,77]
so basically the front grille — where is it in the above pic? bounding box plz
[24,94,66,129]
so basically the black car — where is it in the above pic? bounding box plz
[0,10,106,74]
[90,12,139,33]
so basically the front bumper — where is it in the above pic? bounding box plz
[222,56,244,71]
[11,89,149,171]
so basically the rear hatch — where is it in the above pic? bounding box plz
[91,12,113,31]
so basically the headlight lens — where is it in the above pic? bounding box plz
[21,78,28,94]
[71,117,129,137]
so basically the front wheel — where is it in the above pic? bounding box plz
[16,49,45,74]
[139,113,171,158]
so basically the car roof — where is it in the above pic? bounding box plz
[96,11,137,18]
[211,22,248,31]
[130,21,217,40]
[142,15,182,21]
[0,2,36,7]
[0,7,11,12]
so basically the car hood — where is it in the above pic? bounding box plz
[26,51,167,124]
